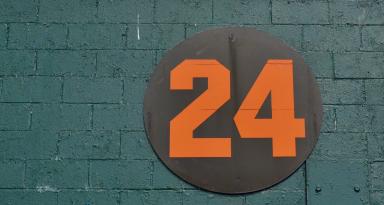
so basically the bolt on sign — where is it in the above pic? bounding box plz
[143,27,322,194]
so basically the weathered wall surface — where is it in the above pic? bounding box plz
[0,0,383,204]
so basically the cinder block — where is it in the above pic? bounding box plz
[371,162,384,191]
[184,190,244,205]
[213,0,270,24]
[1,77,61,103]
[63,77,122,103]
[0,0,38,22]
[98,0,153,23]
[366,79,384,105]
[127,24,185,49]
[8,23,67,49]
[58,191,119,205]
[335,105,370,132]
[317,79,364,104]
[310,133,367,160]
[362,26,384,51]
[121,190,182,205]
[0,190,57,205]
[371,191,384,205]
[59,130,120,159]
[321,106,336,132]
[307,160,368,205]
[32,104,91,130]
[368,133,384,161]
[93,104,143,130]
[0,50,35,76]
[121,131,155,160]
[68,24,126,49]
[26,160,88,188]
[303,26,360,51]
[39,0,97,23]
[246,190,305,205]
[272,0,329,24]
[0,24,6,48]
[335,52,384,78]
[270,165,305,191]
[330,0,384,24]
[301,52,333,78]
[0,130,58,160]
[90,160,151,189]
[155,0,212,23]
[152,160,193,189]
[370,106,384,133]
[37,50,96,77]
[0,104,30,130]
[124,78,148,104]
[0,160,24,188]
[97,50,154,77]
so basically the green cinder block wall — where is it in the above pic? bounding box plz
[0,0,383,204]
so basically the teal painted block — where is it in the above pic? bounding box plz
[68,24,126,49]
[321,106,336,132]
[93,104,143,130]
[310,133,367,160]
[272,0,329,24]
[98,0,153,23]
[127,24,185,49]
[366,79,384,104]
[330,0,384,24]
[1,77,61,103]
[37,50,96,77]
[303,26,360,51]
[335,52,384,78]
[371,162,384,191]
[39,0,97,23]
[255,25,302,51]
[362,26,384,51]
[0,190,57,205]
[368,133,384,161]
[317,79,364,104]
[121,190,182,205]
[335,105,370,132]
[0,24,6,48]
[307,160,369,205]
[155,0,212,23]
[213,0,270,24]
[0,130,58,160]
[0,104,30,130]
[152,160,194,189]
[63,77,123,103]
[371,191,384,205]
[26,160,88,188]
[124,78,148,104]
[90,160,151,189]
[8,23,67,49]
[121,131,155,160]
[0,0,38,22]
[0,50,35,76]
[97,50,155,77]
[370,106,384,132]
[59,130,120,159]
[32,104,91,130]
[301,52,333,78]
[58,191,119,205]
[246,190,305,205]
[183,190,244,205]
[0,160,24,188]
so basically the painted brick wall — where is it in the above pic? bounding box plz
[0,0,383,204]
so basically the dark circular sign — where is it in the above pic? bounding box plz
[143,27,322,194]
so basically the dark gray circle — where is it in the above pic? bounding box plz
[143,27,322,194]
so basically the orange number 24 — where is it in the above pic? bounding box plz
[170,59,305,158]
